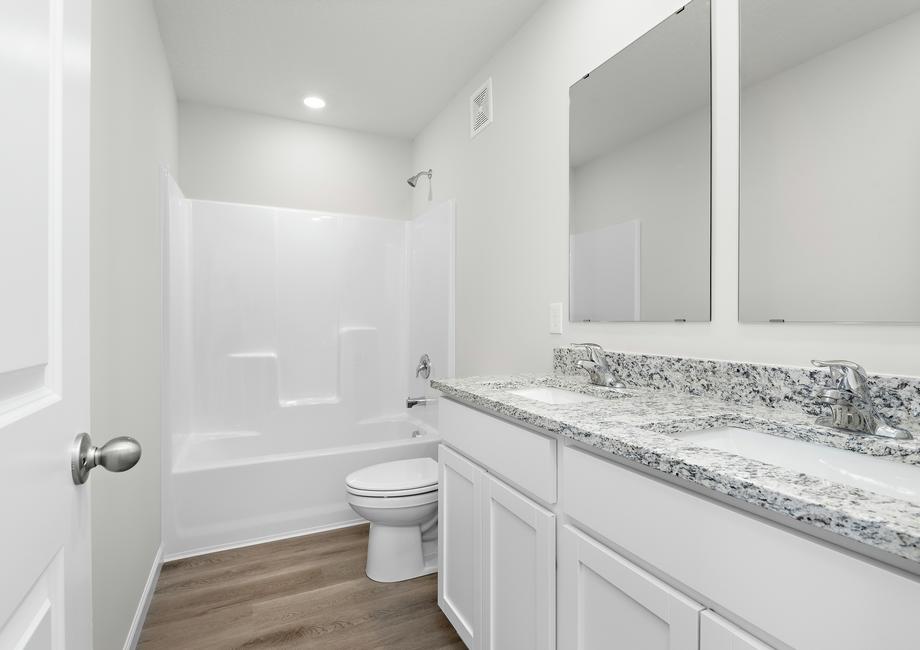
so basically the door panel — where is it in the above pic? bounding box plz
[482,476,555,650]
[559,525,702,650]
[438,445,483,648]
[0,0,91,646]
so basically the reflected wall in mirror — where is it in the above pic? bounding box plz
[740,0,920,322]
[569,1,711,323]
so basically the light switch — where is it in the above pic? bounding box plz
[549,302,564,334]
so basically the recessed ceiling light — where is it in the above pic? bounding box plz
[303,96,326,109]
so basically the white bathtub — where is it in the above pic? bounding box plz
[164,417,439,559]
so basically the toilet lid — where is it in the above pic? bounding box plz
[346,457,437,493]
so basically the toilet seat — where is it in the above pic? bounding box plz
[345,458,437,498]
[346,484,437,498]
[346,489,438,509]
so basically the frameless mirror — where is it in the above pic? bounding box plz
[740,0,920,322]
[569,1,711,323]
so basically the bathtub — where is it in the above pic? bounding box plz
[163,417,440,559]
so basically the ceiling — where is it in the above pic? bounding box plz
[153,0,546,138]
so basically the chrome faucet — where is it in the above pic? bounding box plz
[811,360,911,440]
[575,343,625,389]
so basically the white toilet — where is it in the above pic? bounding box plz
[346,457,438,583]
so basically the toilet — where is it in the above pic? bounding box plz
[346,457,439,583]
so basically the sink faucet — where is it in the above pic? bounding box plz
[575,343,625,389]
[811,360,911,440]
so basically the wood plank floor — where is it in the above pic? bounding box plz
[138,524,464,649]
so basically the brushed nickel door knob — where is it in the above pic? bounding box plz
[71,432,142,485]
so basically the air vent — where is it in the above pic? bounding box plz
[470,77,493,138]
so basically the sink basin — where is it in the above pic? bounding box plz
[675,427,920,505]
[508,386,600,405]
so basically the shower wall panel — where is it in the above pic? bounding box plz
[183,202,408,451]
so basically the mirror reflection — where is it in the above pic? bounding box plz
[739,0,920,322]
[569,1,711,323]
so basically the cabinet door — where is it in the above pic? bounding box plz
[481,475,555,650]
[559,525,702,650]
[439,445,484,648]
[701,611,773,650]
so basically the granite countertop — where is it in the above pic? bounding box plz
[431,373,920,566]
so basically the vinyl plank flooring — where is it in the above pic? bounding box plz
[138,524,465,649]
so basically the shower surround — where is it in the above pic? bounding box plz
[162,173,453,558]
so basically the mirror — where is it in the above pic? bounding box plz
[569,1,711,323]
[739,0,920,323]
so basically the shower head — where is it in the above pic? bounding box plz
[407,169,432,188]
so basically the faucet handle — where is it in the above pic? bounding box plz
[811,360,869,396]
[575,343,604,364]
[415,353,431,379]
[812,359,867,373]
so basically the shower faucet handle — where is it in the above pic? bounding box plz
[415,353,431,379]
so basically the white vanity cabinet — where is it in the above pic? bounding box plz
[438,397,920,650]
[438,443,556,650]
[558,524,703,650]
[438,398,557,650]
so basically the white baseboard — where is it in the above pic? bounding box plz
[124,544,163,650]
[163,518,366,562]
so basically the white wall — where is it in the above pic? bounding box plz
[571,108,710,321]
[90,0,177,647]
[179,103,413,219]
[740,10,920,322]
[411,0,920,377]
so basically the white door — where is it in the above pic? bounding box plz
[438,445,483,649]
[481,476,555,650]
[559,525,703,650]
[700,611,773,650]
[0,0,93,647]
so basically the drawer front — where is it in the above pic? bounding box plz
[562,445,920,650]
[440,398,556,505]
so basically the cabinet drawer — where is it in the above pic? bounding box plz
[440,398,556,504]
[562,445,920,650]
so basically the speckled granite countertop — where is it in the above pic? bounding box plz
[431,373,920,566]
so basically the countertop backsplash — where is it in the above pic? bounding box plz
[553,347,920,428]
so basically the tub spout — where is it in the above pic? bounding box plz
[407,396,436,408]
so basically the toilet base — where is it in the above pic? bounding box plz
[365,523,437,583]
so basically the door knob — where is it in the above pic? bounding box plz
[71,432,142,485]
